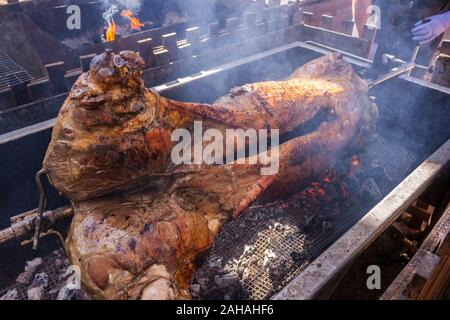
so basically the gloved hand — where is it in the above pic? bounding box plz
[411,11,450,45]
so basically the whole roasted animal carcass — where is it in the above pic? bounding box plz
[43,50,378,299]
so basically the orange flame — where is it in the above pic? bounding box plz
[106,18,116,42]
[121,9,144,29]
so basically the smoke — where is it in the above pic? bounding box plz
[101,0,142,24]
[102,4,118,22]
[101,0,142,13]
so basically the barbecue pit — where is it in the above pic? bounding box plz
[0,0,449,300]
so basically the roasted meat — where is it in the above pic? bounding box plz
[43,50,378,299]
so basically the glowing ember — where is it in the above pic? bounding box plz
[350,155,360,167]
[105,19,116,42]
[121,9,144,29]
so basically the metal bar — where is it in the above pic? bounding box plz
[0,206,73,247]
[400,75,450,96]
[32,168,48,250]
[301,41,372,68]
[367,63,416,88]
[381,202,450,300]
[273,138,450,300]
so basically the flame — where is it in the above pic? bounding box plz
[121,9,144,29]
[106,18,116,42]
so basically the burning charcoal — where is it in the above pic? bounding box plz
[322,208,341,220]
[223,293,233,300]
[189,284,201,298]
[195,274,210,288]
[33,272,49,288]
[207,258,223,273]
[249,255,259,267]
[290,251,306,264]
[25,257,43,270]
[27,286,44,300]
[57,285,80,300]
[236,266,245,277]
[47,289,58,300]
[16,257,43,284]
[0,289,18,300]
[263,249,277,271]
[322,221,332,231]
[357,166,392,186]
[53,258,64,268]
[361,177,383,201]
[53,249,65,258]
[213,272,240,290]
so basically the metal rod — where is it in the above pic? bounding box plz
[367,63,416,88]
[407,45,421,77]
[32,169,48,250]
[0,205,73,248]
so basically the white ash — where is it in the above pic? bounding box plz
[191,219,306,300]
[33,272,49,288]
[0,289,18,300]
[27,286,44,300]
[15,257,43,285]
[2,249,91,300]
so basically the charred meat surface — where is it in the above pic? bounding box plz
[43,50,378,299]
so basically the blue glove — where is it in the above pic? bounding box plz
[411,11,450,45]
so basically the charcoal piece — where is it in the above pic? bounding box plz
[33,272,49,288]
[0,289,18,300]
[16,257,43,285]
[27,287,44,300]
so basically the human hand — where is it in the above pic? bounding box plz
[411,11,450,45]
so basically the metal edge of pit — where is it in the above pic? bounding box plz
[272,138,450,300]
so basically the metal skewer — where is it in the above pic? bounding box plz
[367,63,416,88]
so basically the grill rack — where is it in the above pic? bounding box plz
[196,136,419,300]
[0,50,33,91]
[0,251,69,300]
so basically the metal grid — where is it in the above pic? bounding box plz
[0,252,69,300]
[197,136,419,300]
[0,50,33,91]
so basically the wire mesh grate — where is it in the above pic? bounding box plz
[0,251,69,300]
[0,50,33,91]
[195,136,419,300]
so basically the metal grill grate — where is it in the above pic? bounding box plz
[195,136,419,300]
[0,50,33,91]
[0,251,70,300]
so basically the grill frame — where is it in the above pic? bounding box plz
[274,137,450,300]
[0,43,449,300]
[0,50,33,91]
